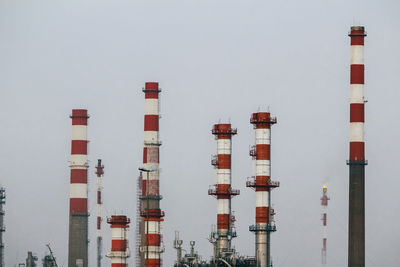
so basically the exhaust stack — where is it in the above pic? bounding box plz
[107,215,130,267]
[246,112,279,267]
[139,82,164,267]
[208,123,239,259]
[68,109,89,267]
[347,26,367,267]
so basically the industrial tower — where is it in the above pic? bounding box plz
[95,159,105,267]
[139,82,164,267]
[347,26,367,267]
[68,109,89,267]
[107,215,130,267]
[208,123,239,262]
[0,187,5,267]
[246,112,279,267]
[321,186,329,267]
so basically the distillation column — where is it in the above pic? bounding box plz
[246,112,279,267]
[348,26,367,267]
[96,160,104,267]
[68,109,89,267]
[140,82,164,267]
[208,123,239,258]
[0,188,5,267]
[107,215,130,267]
[321,186,329,267]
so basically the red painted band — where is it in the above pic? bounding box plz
[255,175,271,192]
[143,147,159,164]
[256,207,269,223]
[350,65,364,84]
[142,180,159,196]
[97,191,101,204]
[97,217,101,230]
[143,147,147,163]
[350,142,365,160]
[218,154,231,169]
[110,224,130,228]
[350,30,365,45]
[350,103,364,122]
[256,144,270,160]
[111,264,127,267]
[251,113,273,129]
[71,140,88,154]
[145,82,160,99]
[144,234,161,246]
[217,214,230,229]
[70,169,87,183]
[144,259,161,266]
[144,115,159,131]
[70,198,87,213]
[71,109,88,125]
[112,240,128,251]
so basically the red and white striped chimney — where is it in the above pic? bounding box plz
[321,186,329,267]
[68,109,89,267]
[140,82,164,267]
[208,123,239,257]
[349,26,366,163]
[107,215,130,267]
[247,112,278,267]
[348,26,367,267]
[96,159,104,267]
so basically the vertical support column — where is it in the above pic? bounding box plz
[140,82,164,267]
[0,188,5,267]
[208,124,239,259]
[347,26,367,267]
[96,160,104,267]
[68,109,89,267]
[247,112,278,267]
[321,186,329,267]
[107,215,130,267]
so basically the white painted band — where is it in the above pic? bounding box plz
[144,221,160,234]
[255,129,270,145]
[217,139,231,154]
[351,45,364,65]
[110,258,128,263]
[217,199,230,214]
[350,122,364,142]
[145,99,159,115]
[70,155,88,168]
[111,228,129,239]
[70,183,87,198]
[256,191,269,207]
[72,125,87,140]
[256,160,271,176]
[146,252,161,259]
[144,131,159,143]
[108,252,129,260]
[217,173,231,184]
[350,84,364,104]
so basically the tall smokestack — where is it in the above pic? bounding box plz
[321,186,329,266]
[208,123,239,259]
[96,159,104,267]
[68,109,89,267]
[140,82,164,267]
[107,215,130,267]
[348,26,367,267]
[246,112,278,267]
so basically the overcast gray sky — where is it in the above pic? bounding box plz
[1,0,400,266]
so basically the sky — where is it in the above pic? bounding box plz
[0,0,400,266]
